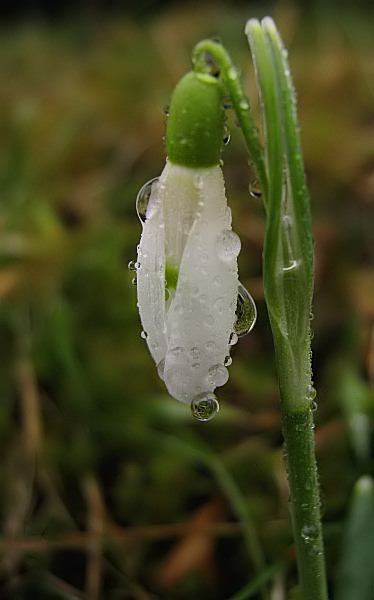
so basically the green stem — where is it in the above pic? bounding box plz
[190,19,328,598]
[282,407,328,599]
[192,39,268,202]
[244,17,328,599]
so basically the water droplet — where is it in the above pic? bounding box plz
[307,384,317,401]
[170,346,184,357]
[234,283,257,337]
[193,51,220,78]
[140,330,148,339]
[191,392,219,422]
[207,364,229,387]
[163,104,170,117]
[131,277,137,285]
[189,347,200,361]
[224,355,232,367]
[229,332,238,346]
[223,96,232,109]
[301,525,317,545]
[157,358,165,380]
[222,123,231,145]
[249,178,262,198]
[216,229,241,262]
[128,260,137,271]
[205,341,216,352]
[227,66,238,81]
[136,177,159,224]
[213,297,225,314]
[283,259,299,273]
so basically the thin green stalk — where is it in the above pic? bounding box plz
[192,39,268,201]
[245,18,328,600]
[189,18,328,597]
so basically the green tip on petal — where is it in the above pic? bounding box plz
[165,263,179,291]
[166,71,225,168]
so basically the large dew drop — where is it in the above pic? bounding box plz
[207,364,229,387]
[234,282,257,337]
[191,392,219,422]
[216,229,241,262]
[249,178,262,198]
[136,177,159,224]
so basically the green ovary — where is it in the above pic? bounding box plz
[165,263,179,293]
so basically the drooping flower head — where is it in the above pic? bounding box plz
[134,68,256,420]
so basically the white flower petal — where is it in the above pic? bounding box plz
[136,178,167,365]
[136,162,240,405]
[163,165,239,402]
[162,161,199,268]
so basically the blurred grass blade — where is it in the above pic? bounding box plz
[335,476,374,600]
[227,561,285,600]
[338,363,372,462]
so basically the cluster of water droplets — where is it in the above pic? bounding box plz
[128,259,140,286]
[189,281,256,422]
[307,383,317,412]
[132,174,258,422]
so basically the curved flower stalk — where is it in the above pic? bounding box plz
[134,71,256,421]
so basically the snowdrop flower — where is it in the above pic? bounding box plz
[134,71,256,420]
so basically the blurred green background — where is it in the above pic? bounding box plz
[0,1,373,598]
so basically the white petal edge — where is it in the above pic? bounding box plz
[136,176,167,365]
[163,165,239,403]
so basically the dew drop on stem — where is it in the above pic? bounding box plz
[193,51,220,78]
[282,259,299,273]
[222,122,231,145]
[249,178,262,198]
